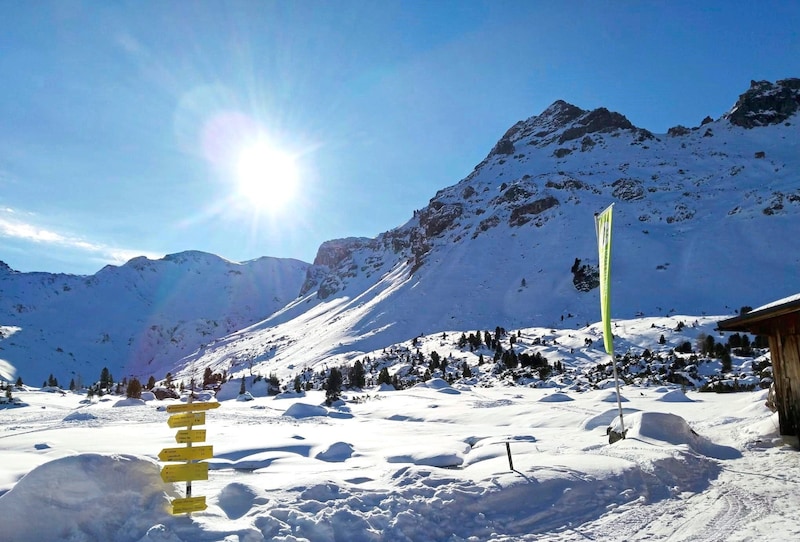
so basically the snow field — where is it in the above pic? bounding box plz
[1,382,795,541]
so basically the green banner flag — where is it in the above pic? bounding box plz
[595,204,614,355]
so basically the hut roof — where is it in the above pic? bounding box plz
[718,293,800,332]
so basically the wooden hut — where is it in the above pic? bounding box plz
[718,294,800,436]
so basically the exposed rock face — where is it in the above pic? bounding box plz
[312,238,371,268]
[611,178,645,201]
[419,202,463,238]
[667,125,691,137]
[558,107,637,144]
[489,137,515,157]
[726,78,800,128]
[509,196,559,227]
[540,100,585,129]
[570,258,599,292]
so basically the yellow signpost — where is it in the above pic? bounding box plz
[171,496,207,515]
[159,445,214,462]
[167,412,205,428]
[175,429,206,443]
[160,399,218,515]
[166,401,221,413]
[160,462,209,483]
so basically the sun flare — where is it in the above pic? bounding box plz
[235,142,300,213]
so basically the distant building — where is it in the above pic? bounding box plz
[718,294,800,436]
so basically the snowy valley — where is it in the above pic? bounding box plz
[1,78,800,541]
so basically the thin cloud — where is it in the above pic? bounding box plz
[0,209,160,266]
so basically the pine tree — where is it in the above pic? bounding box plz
[15,376,23,387]
[239,377,246,395]
[126,378,142,399]
[720,349,733,373]
[325,368,343,405]
[377,367,391,386]
[146,375,156,390]
[348,360,366,389]
[99,367,111,390]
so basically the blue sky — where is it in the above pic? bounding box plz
[1,0,798,275]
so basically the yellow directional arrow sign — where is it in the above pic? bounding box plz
[171,495,207,515]
[160,462,209,483]
[167,412,205,428]
[159,445,214,462]
[166,401,221,413]
[175,429,206,443]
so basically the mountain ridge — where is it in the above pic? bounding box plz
[1,251,309,385]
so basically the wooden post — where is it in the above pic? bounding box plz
[505,441,514,471]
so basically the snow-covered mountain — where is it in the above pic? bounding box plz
[2,78,799,386]
[0,252,308,386]
[170,78,799,384]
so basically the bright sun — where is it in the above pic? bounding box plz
[235,142,300,213]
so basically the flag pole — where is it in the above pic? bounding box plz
[594,204,625,440]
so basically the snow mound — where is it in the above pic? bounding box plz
[316,442,354,462]
[63,411,98,422]
[387,442,467,468]
[416,378,461,394]
[0,453,176,542]
[599,391,629,402]
[613,411,741,459]
[657,389,695,402]
[236,392,254,401]
[539,392,574,402]
[113,398,146,407]
[140,391,156,401]
[217,482,260,519]
[283,403,328,418]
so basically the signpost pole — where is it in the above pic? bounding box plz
[186,380,193,502]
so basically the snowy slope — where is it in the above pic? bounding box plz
[0,252,309,386]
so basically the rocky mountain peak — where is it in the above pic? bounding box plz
[725,78,800,128]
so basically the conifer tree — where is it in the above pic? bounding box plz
[99,367,111,390]
[126,378,142,399]
[377,367,391,386]
[348,360,366,389]
[326,368,343,405]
